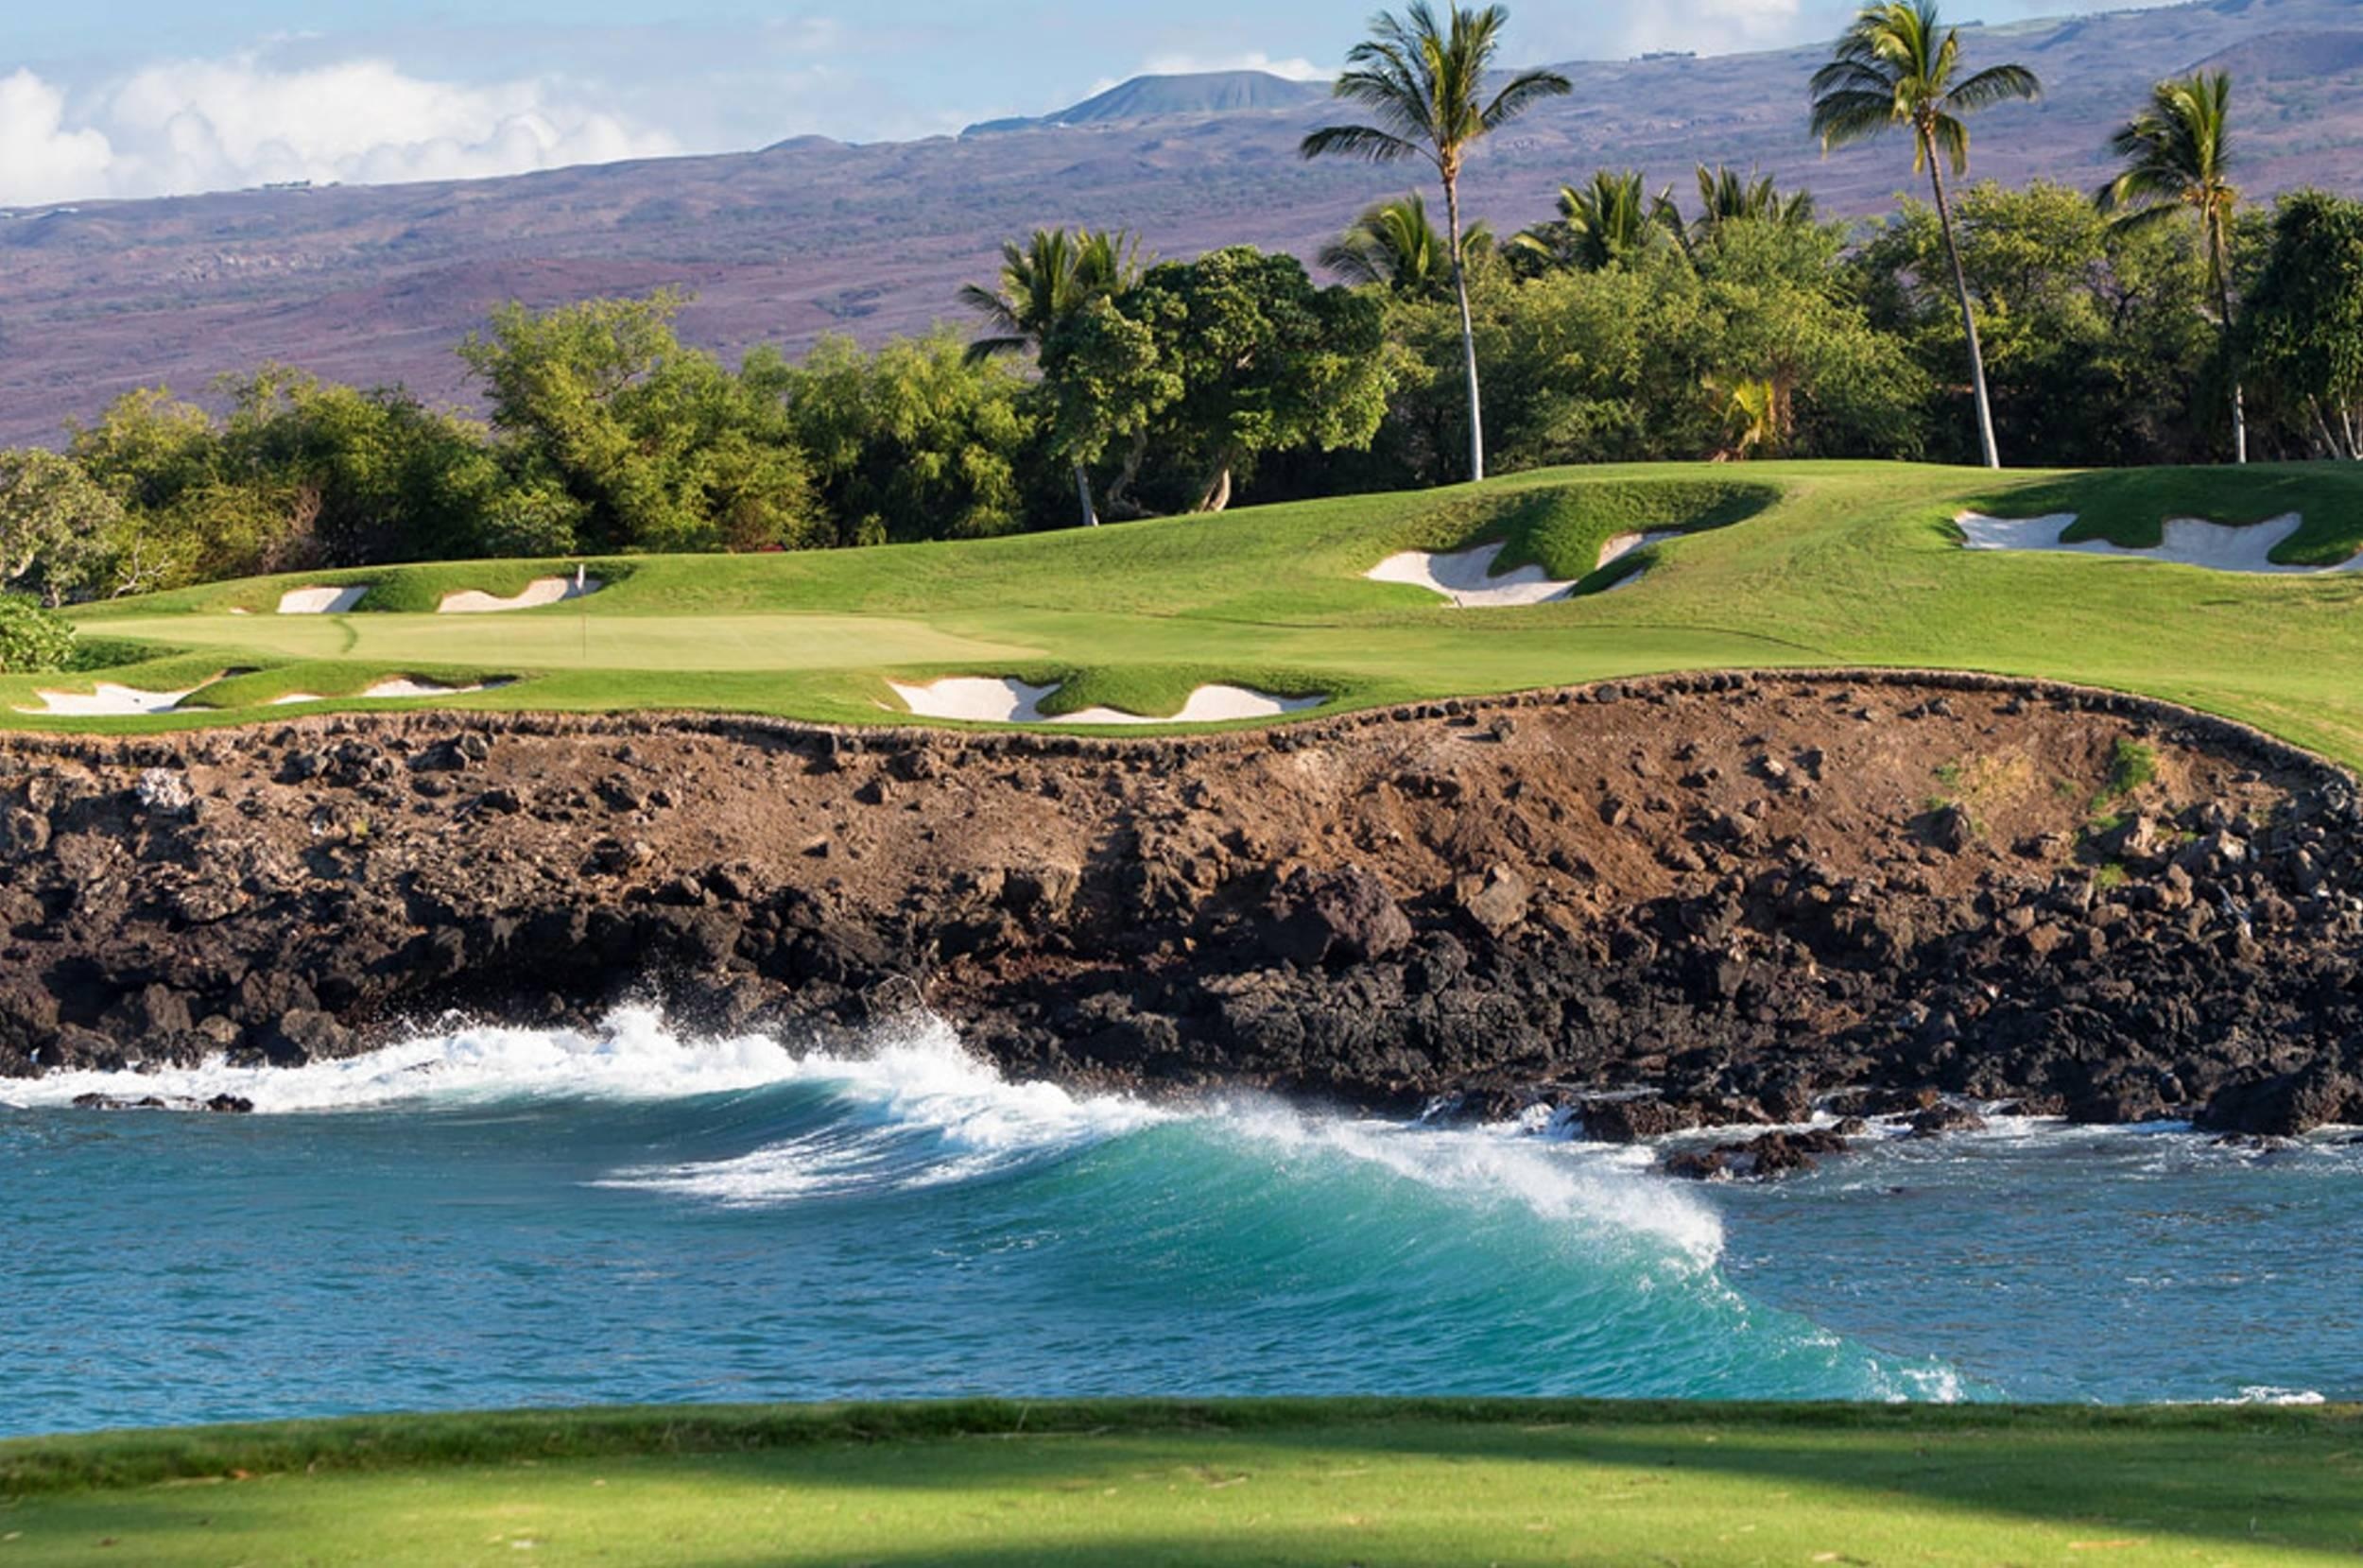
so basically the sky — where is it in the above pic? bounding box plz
[0,0,2167,207]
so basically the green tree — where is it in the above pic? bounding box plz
[0,449,121,605]
[1810,0,2040,469]
[1070,249,1393,513]
[1037,298,1183,518]
[958,228,1145,526]
[1302,2,1570,485]
[2099,71,2247,463]
[1320,193,1491,297]
[1854,180,2218,465]
[1511,170,1676,273]
[784,331,1038,544]
[2241,190,2363,459]
[460,293,818,552]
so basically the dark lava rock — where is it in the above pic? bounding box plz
[1578,1097,1697,1145]
[1263,866,1412,967]
[2198,1064,2363,1138]
[1907,1102,1989,1138]
[72,1093,253,1114]
[1663,1149,1732,1181]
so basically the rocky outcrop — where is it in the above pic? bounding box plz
[4,670,2362,1137]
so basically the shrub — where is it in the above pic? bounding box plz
[0,593,76,673]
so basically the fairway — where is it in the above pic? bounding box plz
[21,459,2363,765]
[1,1401,2356,1567]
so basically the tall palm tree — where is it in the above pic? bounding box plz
[1809,1,2040,470]
[960,228,1144,525]
[1321,192,1492,296]
[2098,71,2247,464]
[1302,3,1571,484]
[1511,169,1674,271]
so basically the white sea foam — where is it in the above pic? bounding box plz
[600,1019,1167,1205]
[0,1007,828,1113]
[1209,1099,1726,1266]
[2211,1387,2328,1406]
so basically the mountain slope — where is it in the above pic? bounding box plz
[1,0,2359,446]
[964,71,1330,135]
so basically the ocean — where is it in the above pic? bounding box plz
[3,1008,2355,1436]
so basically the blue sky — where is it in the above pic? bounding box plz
[0,0,2163,206]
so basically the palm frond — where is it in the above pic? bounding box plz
[1944,61,2042,113]
[1300,122,1423,164]
[1482,68,1572,132]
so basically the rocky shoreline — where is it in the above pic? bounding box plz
[6,671,2362,1154]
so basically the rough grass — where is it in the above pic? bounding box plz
[21,460,2363,767]
[0,1400,2355,1567]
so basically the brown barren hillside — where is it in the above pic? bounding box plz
[2,0,2359,445]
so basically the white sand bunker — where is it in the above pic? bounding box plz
[362,678,511,699]
[16,683,202,716]
[439,576,605,614]
[277,586,370,615]
[1957,512,2363,576]
[888,677,1324,726]
[1369,534,1684,607]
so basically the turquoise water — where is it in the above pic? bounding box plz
[3,1009,2356,1437]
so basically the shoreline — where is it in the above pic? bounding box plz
[5,670,2361,1145]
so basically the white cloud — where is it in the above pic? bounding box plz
[0,71,116,206]
[0,56,680,206]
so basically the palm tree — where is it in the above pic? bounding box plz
[1685,165,1818,244]
[960,228,1145,525]
[2098,72,2247,464]
[1511,169,1674,271]
[1809,1,2040,470]
[1302,3,1571,484]
[1321,192,1492,296]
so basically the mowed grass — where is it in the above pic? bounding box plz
[17,458,2363,763]
[0,1400,2356,1567]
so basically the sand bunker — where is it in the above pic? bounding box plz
[361,678,510,699]
[270,694,323,706]
[15,683,202,716]
[277,586,370,615]
[439,576,605,614]
[1368,533,1684,607]
[1957,512,2363,577]
[888,677,1323,726]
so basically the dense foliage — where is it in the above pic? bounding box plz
[3,169,2356,599]
[0,593,74,674]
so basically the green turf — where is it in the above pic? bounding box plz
[0,1400,2355,1566]
[20,459,2363,766]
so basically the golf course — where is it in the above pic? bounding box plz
[15,458,2363,770]
[5,457,2363,1565]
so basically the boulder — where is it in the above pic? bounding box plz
[1907,1102,1989,1138]
[2198,1064,2361,1138]
[1262,866,1412,967]
[1578,1096,1697,1145]
[1454,866,1531,939]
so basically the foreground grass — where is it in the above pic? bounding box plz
[15,459,2363,767]
[1,1400,2357,1566]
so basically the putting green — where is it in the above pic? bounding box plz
[18,460,2363,765]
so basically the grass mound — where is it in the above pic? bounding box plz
[1972,465,2363,564]
[1407,476,1781,588]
